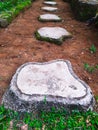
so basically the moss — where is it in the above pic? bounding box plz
[35,31,63,45]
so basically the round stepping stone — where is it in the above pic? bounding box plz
[43,1,57,6]
[39,14,62,22]
[41,6,58,12]
[2,60,95,112]
[35,27,72,45]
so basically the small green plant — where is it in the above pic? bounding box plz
[84,63,98,73]
[84,63,95,73]
[95,96,98,103]
[89,44,96,53]
[95,65,98,69]
[44,95,47,104]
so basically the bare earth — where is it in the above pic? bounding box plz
[0,0,98,106]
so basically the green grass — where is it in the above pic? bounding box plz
[0,0,32,27]
[89,44,96,54]
[84,63,98,73]
[0,105,98,130]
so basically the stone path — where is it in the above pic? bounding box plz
[36,0,72,44]
[1,0,96,112]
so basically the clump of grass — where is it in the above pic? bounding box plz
[0,105,98,130]
[95,65,98,69]
[89,44,96,53]
[84,63,98,73]
[84,63,95,73]
[95,96,98,103]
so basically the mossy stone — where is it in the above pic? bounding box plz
[0,18,9,28]
[70,0,98,21]
[35,27,72,45]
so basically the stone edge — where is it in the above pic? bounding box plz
[43,2,57,6]
[38,15,62,22]
[13,59,93,97]
[41,7,58,12]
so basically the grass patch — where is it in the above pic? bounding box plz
[0,105,98,129]
[84,63,98,73]
[0,0,32,27]
[89,44,96,54]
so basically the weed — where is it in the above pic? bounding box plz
[95,65,98,69]
[84,63,95,73]
[0,105,98,130]
[95,96,98,103]
[89,44,96,53]
[84,63,98,73]
[43,95,47,104]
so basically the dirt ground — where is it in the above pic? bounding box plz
[0,0,98,107]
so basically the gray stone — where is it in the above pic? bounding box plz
[35,27,72,45]
[41,6,58,12]
[39,14,62,22]
[68,0,98,21]
[0,18,9,28]
[2,60,95,113]
[43,1,57,6]
[80,0,98,5]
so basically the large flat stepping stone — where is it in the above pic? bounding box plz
[2,60,95,112]
[43,1,57,6]
[41,6,58,12]
[35,27,72,45]
[39,14,62,22]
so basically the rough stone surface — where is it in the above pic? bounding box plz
[39,14,62,22]
[68,0,98,21]
[0,18,9,28]
[43,1,57,6]
[35,27,72,44]
[41,6,58,12]
[2,60,95,112]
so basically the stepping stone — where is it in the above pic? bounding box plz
[35,27,72,45]
[39,14,62,22]
[43,1,57,6]
[41,6,58,12]
[2,60,95,112]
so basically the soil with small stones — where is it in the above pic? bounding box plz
[0,0,98,111]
